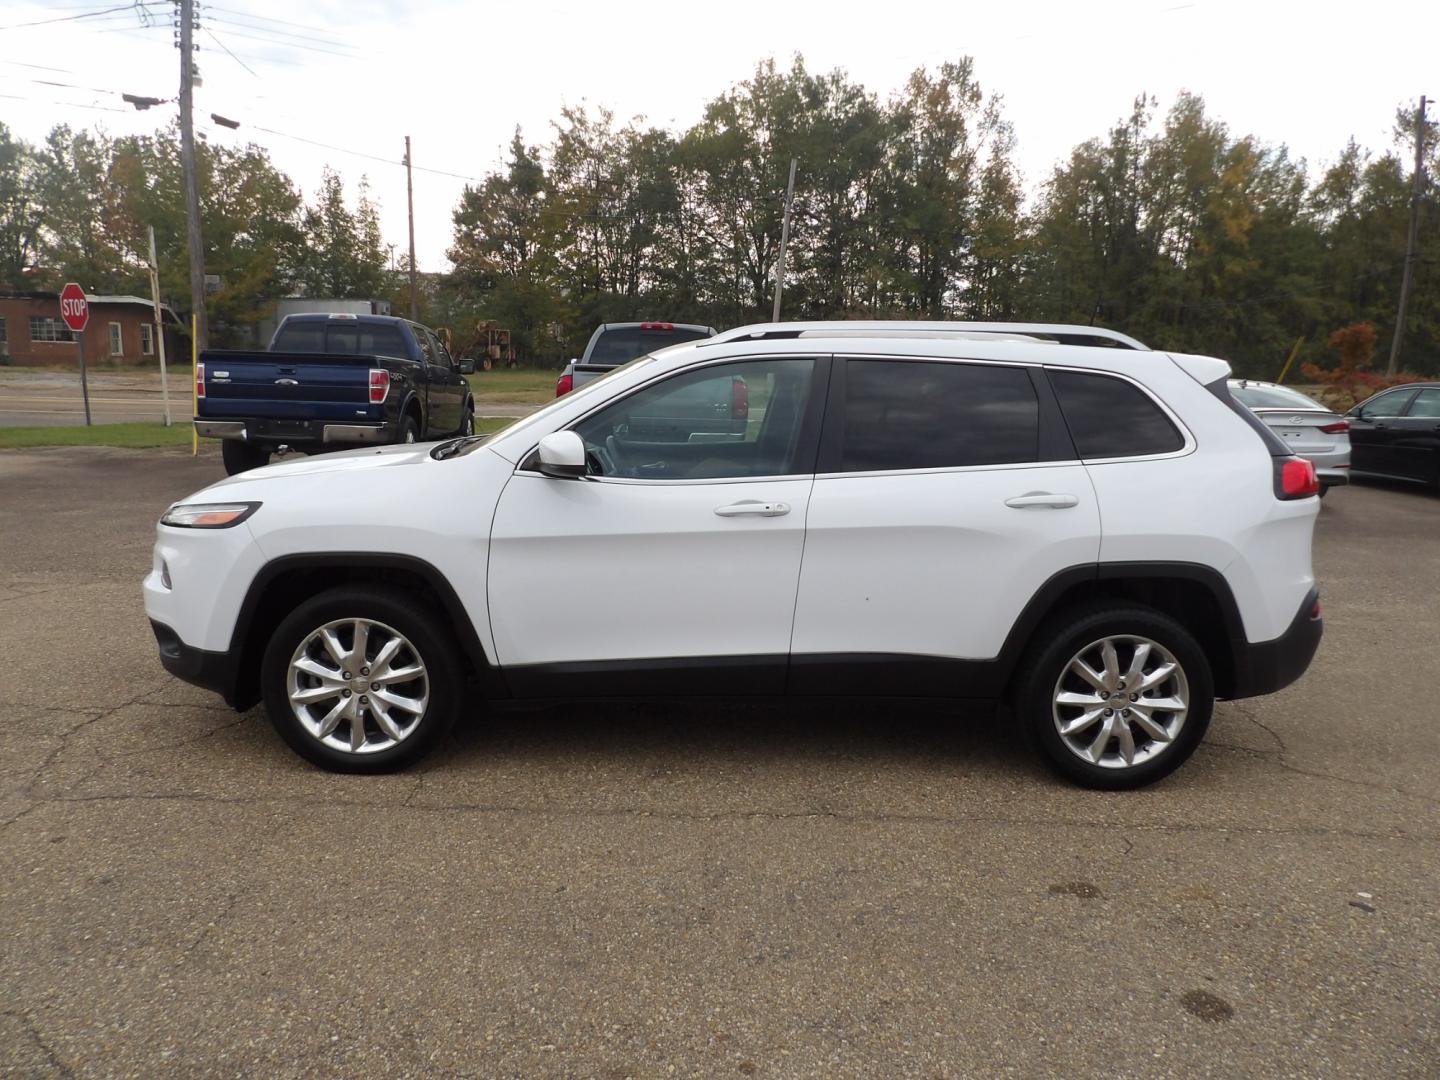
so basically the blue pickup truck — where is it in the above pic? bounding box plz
[195,313,476,474]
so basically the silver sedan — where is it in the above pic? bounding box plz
[1229,380,1350,493]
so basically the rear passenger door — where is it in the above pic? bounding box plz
[788,356,1101,695]
[423,329,466,435]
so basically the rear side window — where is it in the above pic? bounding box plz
[1049,370,1184,459]
[588,327,710,364]
[274,320,408,358]
[1408,389,1440,418]
[839,360,1039,472]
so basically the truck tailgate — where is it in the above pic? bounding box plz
[199,351,379,421]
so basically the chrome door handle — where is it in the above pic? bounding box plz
[715,500,790,517]
[1005,492,1079,509]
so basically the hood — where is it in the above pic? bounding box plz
[205,442,436,489]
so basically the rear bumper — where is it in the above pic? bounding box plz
[151,619,242,708]
[1228,588,1323,699]
[194,418,389,446]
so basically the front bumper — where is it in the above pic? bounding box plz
[151,619,243,707]
[1228,588,1323,699]
[194,418,389,446]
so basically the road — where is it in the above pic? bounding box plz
[1,448,1437,1077]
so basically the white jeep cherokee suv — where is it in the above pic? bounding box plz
[145,322,1323,788]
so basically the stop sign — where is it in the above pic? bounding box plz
[59,282,89,333]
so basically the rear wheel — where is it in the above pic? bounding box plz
[395,413,420,445]
[221,439,271,476]
[260,585,461,773]
[460,405,475,437]
[1014,604,1213,789]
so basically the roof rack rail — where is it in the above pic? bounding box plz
[704,321,1149,351]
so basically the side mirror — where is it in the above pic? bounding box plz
[458,359,475,375]
[536,430,587,479]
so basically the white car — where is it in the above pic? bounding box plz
[145,322,1324,789]
[1228,379,1351,493]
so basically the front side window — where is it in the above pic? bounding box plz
[425,329,452,370]
[1050,369,1184,459]
[573,358,815,480]
[1355,389,1415,418]
[838,359,1039,472]
[1407,388,1440,418]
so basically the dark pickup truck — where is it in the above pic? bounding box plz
[195,313,476,474]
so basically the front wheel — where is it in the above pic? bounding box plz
[221,439,270,476]
[1013,604,1214,789]
[259,585,461,773]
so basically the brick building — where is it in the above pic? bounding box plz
[0,292,184,368]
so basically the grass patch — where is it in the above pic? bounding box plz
[468,367,557,404]
[0,422,194,449]
[475,416,515,436]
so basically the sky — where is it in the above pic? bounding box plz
[1,0,1431,274]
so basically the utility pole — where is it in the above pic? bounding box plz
[147,226,173,426]
[405,135,418,320]
[175,0,206,349]
[771,157,797,323]
[1387,95,1428,376]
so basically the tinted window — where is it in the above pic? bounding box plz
[274,320,408,358]
[840,360,1038,472]
[1230,383,1324,411]
[1050,370,1184,459]
[574,358,814,479]
[428,331,453,370]
[588,327,710,365]
[1408,389,1440,418]
[1356,389,1415,418]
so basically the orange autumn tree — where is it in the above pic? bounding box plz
[1300,323,1423,411]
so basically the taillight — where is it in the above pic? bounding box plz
[1276,456,1319,499]
[639,322,673,331]
[731,376,749,420]
[1310,597,1322,619]
[195,361,205,399]
[1318,420,1349,434]
[556,373,573,397]
[368,368,390,404]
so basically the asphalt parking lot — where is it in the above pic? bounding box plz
[2,447,1437,1078]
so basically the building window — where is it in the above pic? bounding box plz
[108,322,123,356]
[0,316,7,344]
[29,317,74,343]
[140,322,154,356]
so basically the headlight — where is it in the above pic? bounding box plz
[160,502,260,529]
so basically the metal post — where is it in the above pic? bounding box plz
[178,0,207,349]
[771,158,797,323]
[76,330,92,426]
[1387,95,1428,376]
[405,135,418,320]
[148,225,173,426]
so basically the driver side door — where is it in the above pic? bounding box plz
[487,355,828,696]
[1347,388,1418,478]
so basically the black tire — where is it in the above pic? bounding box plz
[259,585,461,773]
[221,439,270,476]
[1317,485,1329,499]
[460,404,475,437]
[1013,603,1214,790]
[395,413,420,445]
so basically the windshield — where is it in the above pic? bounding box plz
[1231,383,1324,411]
[588,326,709,364]
[481,354,661,452]
[273,320,409,358]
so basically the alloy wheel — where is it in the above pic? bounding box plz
[286,618,429,754]
[1051,635,1189,769]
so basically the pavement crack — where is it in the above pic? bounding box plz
[12,789,1436,844]
[2,1009,75,1079]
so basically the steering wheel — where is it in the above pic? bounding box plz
[603,434,632,477]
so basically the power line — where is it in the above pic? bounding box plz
[0,91,132,114]
[0,3,149,31]
[201,10,348,48]
[204,27,257,77]
[206,4,345,36]
[198,21,357,57]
